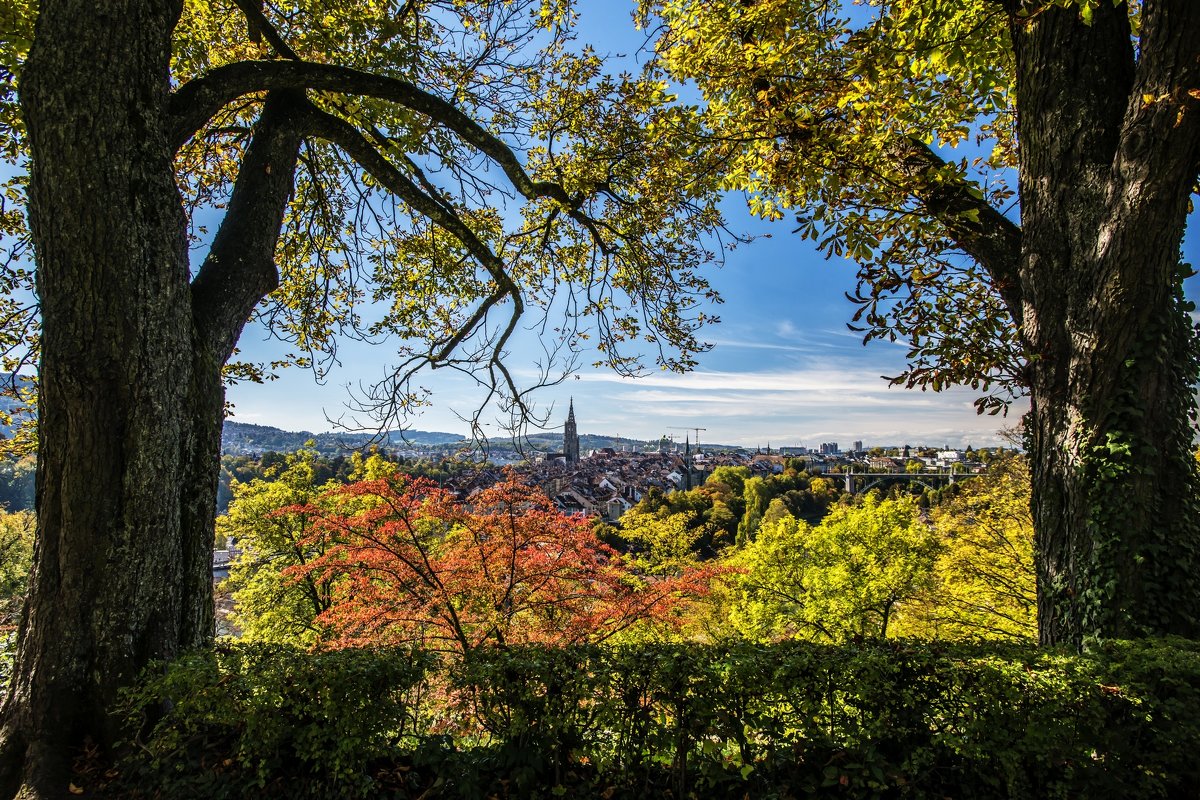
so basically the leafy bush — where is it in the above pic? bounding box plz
[118,643,436,798]
[0,508,34,693]
[116,638,1200,799]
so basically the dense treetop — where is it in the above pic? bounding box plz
[639,0,1077,411]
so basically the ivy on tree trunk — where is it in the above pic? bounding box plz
[1010,1,1200,645]
[642,0,1200,646]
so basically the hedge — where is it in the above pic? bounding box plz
[112,637,1200,799]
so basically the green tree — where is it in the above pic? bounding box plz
[0,1,727,790]
[220,449,337,645]
[0,510,33,692]
[724,512,815,641]
[914,457,1037,641]
[619,486,737,560]
[642,0,1200,646]
[736,475,772,544]
[728,493,939,642]
[704,500,739,549]
[759,496,791,529]
[772,473,839,524]
[707,465,749,499]
[617,508,705,575]
[0,457,33,513]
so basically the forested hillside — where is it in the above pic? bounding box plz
[221,421,465,454]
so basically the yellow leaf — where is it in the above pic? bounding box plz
[68,784,84,795]
[1188,89,1200,101]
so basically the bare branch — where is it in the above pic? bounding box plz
[293,100,545,434]
[293,99,522,335]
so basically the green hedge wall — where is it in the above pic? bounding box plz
[114,638,1200,799]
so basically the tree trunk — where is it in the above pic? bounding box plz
[0,1,207,796]
[0,0,304,786]
[1013,1,1200,646]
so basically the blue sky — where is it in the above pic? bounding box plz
[224,1,1200,450]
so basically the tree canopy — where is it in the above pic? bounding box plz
[640,0,1023,411]
[286,473,715,654]
[0,0,731,436]
[640,0,1200,645]
[218,448,342,644]
[0,509,33,691]
[918,456,1037,641]
[728,492,938,641]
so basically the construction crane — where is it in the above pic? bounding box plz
[667,426,708,450]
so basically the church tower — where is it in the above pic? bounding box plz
[563,398,580,463]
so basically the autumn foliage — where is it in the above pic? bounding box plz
[286,474,715,654]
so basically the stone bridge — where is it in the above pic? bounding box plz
[841,470,969,495]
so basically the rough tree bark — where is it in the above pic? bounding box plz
[710,0,1200,644]
[0,2,194,795]
[0,3,303,797]
[1008,0,1200,645]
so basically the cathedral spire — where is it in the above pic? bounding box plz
[563,398,580,464]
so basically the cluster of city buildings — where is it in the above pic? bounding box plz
[429,403,999,522]
[220,402,1002,535]
[442,446,782,523]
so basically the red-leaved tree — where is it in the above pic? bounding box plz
[287,474,714,655]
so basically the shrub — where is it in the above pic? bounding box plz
[117,643,435,798]
[115,638,1200,799]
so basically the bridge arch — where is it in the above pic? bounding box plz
[841,471,967,496]
[858,477,939,494]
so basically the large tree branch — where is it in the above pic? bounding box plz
[169,61,578,210]
[190,90,305,362]
[1099,0,1200,270]
[292,99,523,362]
[294,99,537,429]
[889,137,1024,327]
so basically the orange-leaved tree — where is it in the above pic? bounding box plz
[288,474,714,655]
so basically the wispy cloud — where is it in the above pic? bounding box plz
[228,335,1024,449]
[571,356,1023,448]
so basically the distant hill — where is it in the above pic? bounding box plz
[221,421,466,454]
[221,423,674,457]
[220,422,687,458]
